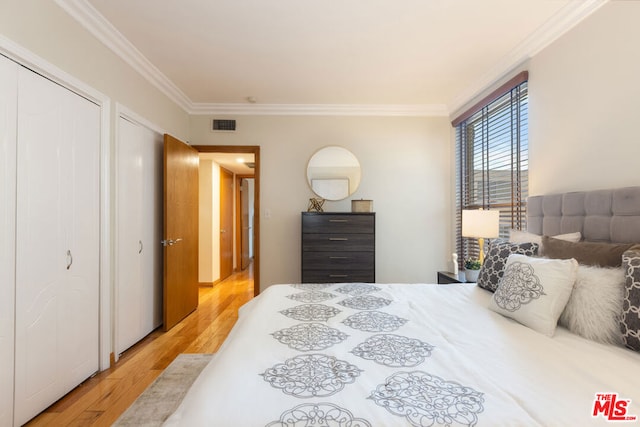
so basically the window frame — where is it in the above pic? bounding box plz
[453,72,529,266]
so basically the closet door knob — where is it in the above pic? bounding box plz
[66,250,73,270]
[139,240,143,254]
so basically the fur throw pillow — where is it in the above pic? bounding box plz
[559,264,625,345]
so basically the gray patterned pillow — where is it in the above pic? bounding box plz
[621,249,640,352]
[477,241,539,292]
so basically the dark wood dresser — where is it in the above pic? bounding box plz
[301,212,375,283]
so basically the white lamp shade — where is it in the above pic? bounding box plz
[462,209,500,238]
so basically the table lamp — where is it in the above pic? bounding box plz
[462,209,500,265]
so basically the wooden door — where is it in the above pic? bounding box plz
[240,178,251,270]
[163,134,199,331]
[220,167,234,280]
[14,66,100,425]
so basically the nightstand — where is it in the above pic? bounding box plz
[437,271,473,284]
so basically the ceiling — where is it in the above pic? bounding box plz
[200,152,255,175]
[60,0,606,116]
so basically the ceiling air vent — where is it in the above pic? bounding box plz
[212,119,236,131]
[245,162,256,169]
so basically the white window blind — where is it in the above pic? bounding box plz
[453,72,528,265]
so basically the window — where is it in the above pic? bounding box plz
[453,72,529,264]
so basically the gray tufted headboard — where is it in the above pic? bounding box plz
[527,186,640,243]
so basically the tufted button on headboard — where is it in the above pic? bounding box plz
[527,186,640,243]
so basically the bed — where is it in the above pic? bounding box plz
[164,187,640,426]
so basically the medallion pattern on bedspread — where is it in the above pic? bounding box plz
[343,311,408,332]
[370,371,484,427]
[352,334,434,367]
[280,304,342,322]
[272,323,348,352]
[287,290,337,304]
[265,403,372,427]
[493,261,545,311]
[261,354,362,398]
[335,283,381,296]
[337,295,392,310]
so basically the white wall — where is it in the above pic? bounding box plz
[189,115,452,290]
[528,1,640,195]
[198,159,214,283]
[0,0,189,139]
[198,159,222,283]
[211,162,222,281]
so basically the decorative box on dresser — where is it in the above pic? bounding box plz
[301,212,375,283]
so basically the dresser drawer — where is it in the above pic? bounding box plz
[302,251,374,271]
[301,270,375,284]
[302,233,374,252]
[302,213,374,234]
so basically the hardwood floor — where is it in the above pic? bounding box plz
[25,265,255,426]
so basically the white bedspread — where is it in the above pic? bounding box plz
[164,283,640,426]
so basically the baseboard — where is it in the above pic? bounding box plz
[198,279,220,287]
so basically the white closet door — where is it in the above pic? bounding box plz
[58,79,101,392]
[0,55,18,427]
[116,118,145,353]
[14,67,100,426]
[116,117,162,354]
[140,125,163,332]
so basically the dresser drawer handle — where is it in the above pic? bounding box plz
[329,256,349,259]
[329,219,348,223]
[329,274,349,278]
[329,237,348,241]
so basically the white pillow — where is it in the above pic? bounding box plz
[508,230,581,255]
[489,254,578,336]
[558,264,625,345]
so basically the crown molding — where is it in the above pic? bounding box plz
[54,0,193,111]
[188,103,449,117]
[447,0,609,115]
[51,0,448,117]
[56,0,607,118]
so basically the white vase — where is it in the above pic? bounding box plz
[465,269,480,282]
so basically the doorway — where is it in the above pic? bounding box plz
[195,145,260,296]
[236,176,254,271]
[219,167,234,281]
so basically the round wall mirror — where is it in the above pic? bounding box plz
[306,146,361,201]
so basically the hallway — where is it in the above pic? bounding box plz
[26,266,255,426]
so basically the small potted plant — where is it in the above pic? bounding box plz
[464,258,481,282]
